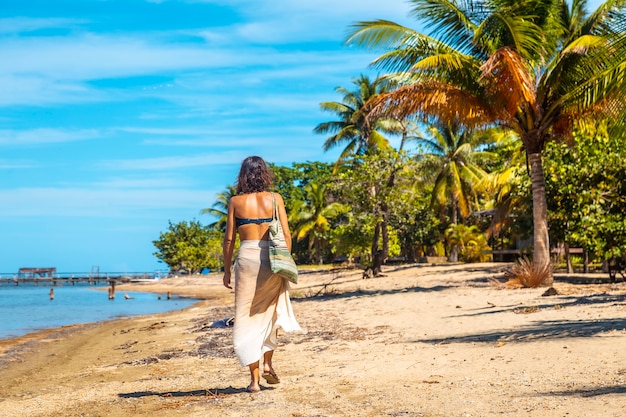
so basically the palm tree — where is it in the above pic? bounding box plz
[314,74,401,168]
[347,0,626,284]
[200,185,236,232]
[290,182,348,264]
[418,121,492,260]
[419,122,492,223]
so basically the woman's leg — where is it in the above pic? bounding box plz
[247,360,261,392]
[262,350,280,383]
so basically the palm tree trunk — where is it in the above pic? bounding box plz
[529,153,553,285]
[381,203,389,264]
[371,222,383,275]
[316,239,323,265]
[448,198,459,263]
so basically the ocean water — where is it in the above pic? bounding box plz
[0,282,199,339]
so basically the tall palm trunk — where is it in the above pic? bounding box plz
[369,185,385,276]
[315,238,323,265]
[448,195,459,262]
[371,222,382,274]
[529,153,553,285]
[381,201,389,264]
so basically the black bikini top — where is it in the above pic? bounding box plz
[235,217,273,227]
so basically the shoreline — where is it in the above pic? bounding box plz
[0,269,330,352]
[0,274,233,357]
[2,263,626,417]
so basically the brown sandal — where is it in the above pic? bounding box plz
[262,371,280,384]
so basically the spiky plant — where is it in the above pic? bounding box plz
[504,256,553,288]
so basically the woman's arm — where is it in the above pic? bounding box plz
[222,199,237,289]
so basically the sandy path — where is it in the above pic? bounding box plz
[1,263,625,417]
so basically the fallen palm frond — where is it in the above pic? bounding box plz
[504,257,553,288]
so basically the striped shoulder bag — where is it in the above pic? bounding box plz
[268,193,298,284]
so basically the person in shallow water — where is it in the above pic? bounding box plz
[222,155,302,393]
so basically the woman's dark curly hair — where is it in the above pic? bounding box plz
[236,156,273,194]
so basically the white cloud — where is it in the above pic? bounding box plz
[0,128,102,145]
[191,0,411,25]
[91,177,189,189]
[0,35,373,107]
[189,0,413,45]
[0,187,211,217]
[0,75,104,107]
[97,151,245,170]
[0,35,243,80]
[0,0,406,107]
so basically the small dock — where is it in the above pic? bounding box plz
[0,276,140,286]
[0,266,157,286]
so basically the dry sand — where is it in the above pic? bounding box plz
[1,263,625,417]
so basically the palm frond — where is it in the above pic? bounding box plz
[411,51,475,73]
[561,34,606,54]
[408,0,484,54]
[294,222,314,242]
[554,31,626,119]
[346,20,420,50]
[368,30,482,81]
[367,130,391,150]
[199,207,225,217]
[318,101,354,117]
[366,80,495,128]
[583,0,626,36]
[480,47,536,128]
[431,171,449,207]
[475,11,546,62]
[314,121,348,135]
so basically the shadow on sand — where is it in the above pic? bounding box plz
[536,384,626,398]
[448,293,626,319]
[417,316,626,345]
[118,385,275,399]
[293,263,509,303]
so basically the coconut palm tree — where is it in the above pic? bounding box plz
[314,74,402,169]
[346,0,626,284]
[200,185,236,232]
[290,182,348,264]
[418,121,493,260]
[419,121,492,224]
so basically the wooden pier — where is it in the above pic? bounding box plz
[0,266,158,286]
[0,274,153,286]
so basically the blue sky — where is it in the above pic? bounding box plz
[0,0,415,274]
[0,0,605,274]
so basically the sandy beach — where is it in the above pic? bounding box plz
[1,262,625,417]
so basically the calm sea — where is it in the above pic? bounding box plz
[0,281,199,340]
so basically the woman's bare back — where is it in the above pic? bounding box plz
[230,192,274,241]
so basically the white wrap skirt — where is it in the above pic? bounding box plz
[232,240,302,366]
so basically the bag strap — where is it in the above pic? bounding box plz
[271,192,278,220]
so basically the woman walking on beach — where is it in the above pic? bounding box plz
[222,156,301,393]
